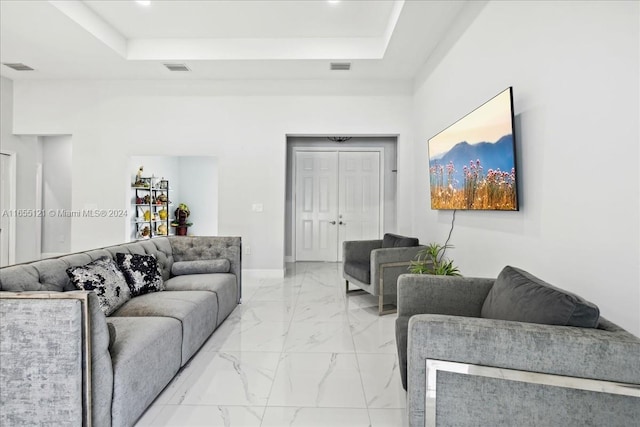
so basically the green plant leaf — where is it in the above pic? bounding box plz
[410,242,461,276]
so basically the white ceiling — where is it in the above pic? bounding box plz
[0,0,468,81]
[84,0,396,39]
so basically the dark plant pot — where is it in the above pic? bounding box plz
[175,226,189,236]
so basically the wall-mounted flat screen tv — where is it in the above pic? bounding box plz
[428,87,518,211]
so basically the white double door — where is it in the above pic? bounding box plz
[295,150,381,262]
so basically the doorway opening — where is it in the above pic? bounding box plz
[0,151,16,266]
[285,136,398,262]
[127,156,219,241]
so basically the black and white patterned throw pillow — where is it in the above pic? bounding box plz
[66,257,131,316]
[115,253,164,296]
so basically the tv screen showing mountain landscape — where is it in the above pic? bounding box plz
[428,87,518,211]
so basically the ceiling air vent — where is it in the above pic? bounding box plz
[3,63,34,71]
[330,62,351,71]
[164,63,190,72]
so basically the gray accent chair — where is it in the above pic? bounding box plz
[343,233,424,315]
[396,272,640,427]
[0,236,241,427]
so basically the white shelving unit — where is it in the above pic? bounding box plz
[131,177,173,240]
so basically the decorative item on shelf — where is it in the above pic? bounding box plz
[158,208,168,220]
[159,179,168,190]
[133,166,150,188]
[136,196,144,204]
[143,210,151,221]
[409,243,461,276]
[133,166,144,186]
[157,224,168,236]
[143,194,151,204]
[156,193,168,204]
[138,226,151,239]
[171,203,193,236]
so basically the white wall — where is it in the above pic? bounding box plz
[412,1,640,334]
[12,80,414,273]
[41,135,72,255]
[178,156,218,236]
[0,77,42,263]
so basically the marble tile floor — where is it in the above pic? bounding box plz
[135,262,408,427]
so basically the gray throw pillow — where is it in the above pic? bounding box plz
[66,257,131,316]
[171,259,230,276]
[115,253,164,297]
[481,266,600,328]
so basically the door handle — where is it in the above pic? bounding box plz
[329,221,337,225]
[339,221,346,225]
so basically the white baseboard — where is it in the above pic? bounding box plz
[242,269,285,278]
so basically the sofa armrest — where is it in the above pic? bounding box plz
[406,314,640,427]
[371,245,426,267]
[395,275,495,390]
[342,239,382,264]
[368,246,426,295]
[397,274,494,318]
[0,291,101,427]
[168,236,242,302]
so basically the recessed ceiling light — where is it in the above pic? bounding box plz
[328,1,341,4]
[135,1,151,6]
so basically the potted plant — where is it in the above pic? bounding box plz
[171,203,193,236]
[409,242,461,276]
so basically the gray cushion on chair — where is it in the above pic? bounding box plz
[382,233,420,248]
[344,260,371,284]
[481,266,600,328]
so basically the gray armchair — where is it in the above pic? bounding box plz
[342,233,424,315]
[396,271,640,427]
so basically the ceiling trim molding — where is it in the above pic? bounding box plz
[49,0,127,57]
[49,0,405,62]
[381,0,405,57]
[127,37,385,61]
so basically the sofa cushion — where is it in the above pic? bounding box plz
[165,273,238,326]
[66,257,131,316]
[344,260,371,284]
[481,266,600,328]
[111,291,218,363]
[107,316,182,427]
[171,259,230,276]
[115,253,164,297]
[382,233,420,248]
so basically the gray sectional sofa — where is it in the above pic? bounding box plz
[0,236,241,427]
